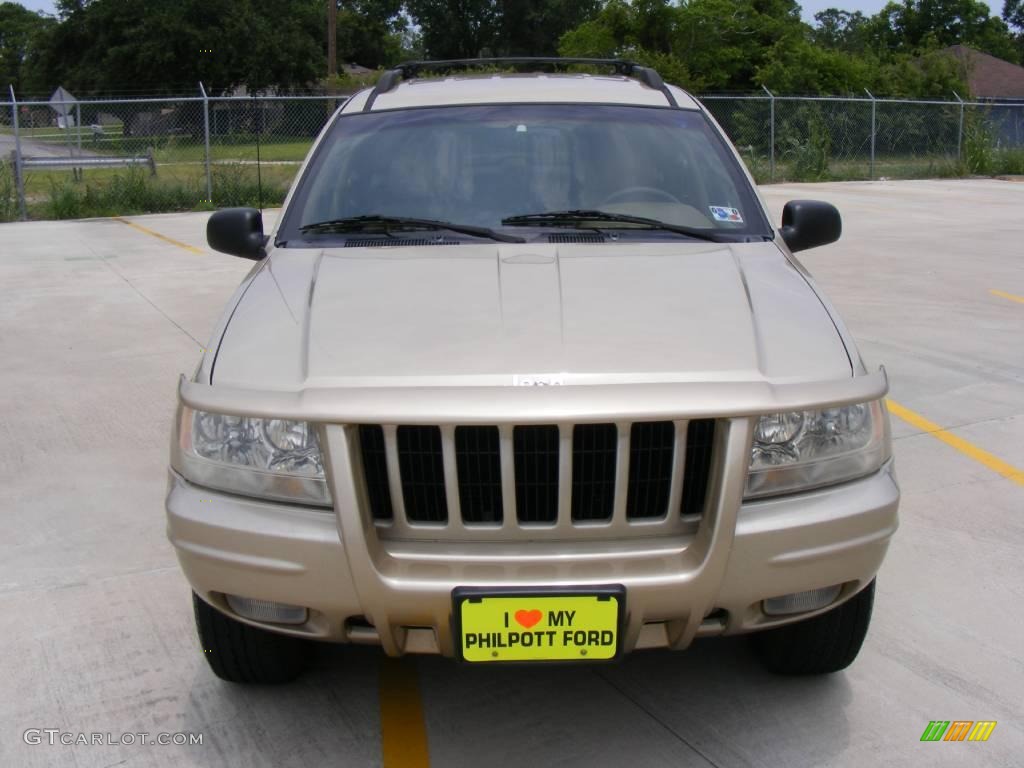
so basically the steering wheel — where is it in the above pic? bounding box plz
[601,186,683,206]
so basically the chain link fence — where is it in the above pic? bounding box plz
[702,92,1024,183]
[1,88,342,221]
[2,86,1023,221]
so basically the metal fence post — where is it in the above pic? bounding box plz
[762,85,775,182]
[59,92,79,181]
[8,84,27,221]
[865,88,876,180]
[199,82,213,204]
[953,91,964,162]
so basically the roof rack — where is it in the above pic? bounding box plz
[362,57,678,111]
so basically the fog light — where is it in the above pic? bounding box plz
[763,585,842,616]
[225,594,308,625]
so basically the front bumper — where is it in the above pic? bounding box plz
[166,442,899,656]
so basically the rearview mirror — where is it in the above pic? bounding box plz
[780,200,841,253]
[207,208,266,260]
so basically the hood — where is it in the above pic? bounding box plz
[211,241,851,390]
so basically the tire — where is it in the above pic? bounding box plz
[192,592,311,684]
[752,580,875,675]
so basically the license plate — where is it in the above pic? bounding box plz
[453,587,623,663]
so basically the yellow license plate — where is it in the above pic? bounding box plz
[455,589,622,663]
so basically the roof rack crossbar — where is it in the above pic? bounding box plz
[362,57,678,111]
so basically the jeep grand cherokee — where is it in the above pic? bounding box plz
[167,59,898,683]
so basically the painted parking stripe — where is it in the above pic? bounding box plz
[114,217,204,254]
[379,658,430,768]
[990,289,1024,304]
[886,399,1024,486]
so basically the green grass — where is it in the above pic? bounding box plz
[747,154,973,183]
[14,163,293,221]
[153,139,313,163]
[20,161,297,196]
[0,161,18,221]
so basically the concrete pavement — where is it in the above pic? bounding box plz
[0,180,1021,767]
[0,130,101,160]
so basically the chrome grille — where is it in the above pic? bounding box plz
[355,419,719,539]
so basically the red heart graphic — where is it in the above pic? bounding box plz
[514,609,543,629]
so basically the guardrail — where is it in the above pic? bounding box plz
[16,150,156,174]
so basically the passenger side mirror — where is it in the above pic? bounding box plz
[207,208,266,260]
[780,200,841,253]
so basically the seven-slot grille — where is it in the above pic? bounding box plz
[358,420,717,533]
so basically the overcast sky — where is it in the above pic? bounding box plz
[11,0,1002,25]
[799,0,997,18]
[13,0,55,12]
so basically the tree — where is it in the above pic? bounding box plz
[672,0,806,90]
[30,0,325,95]
[17,0,1014,100]
[812,9,868,51]
[335,0,408,68]
[558,0,635,57]
[560,0,808,91]
[0,2,56,93]
[405,0,502,59]
[866,0,1019,61]
[406,0,601,60]
[498,0,603,56]
[1006,0,1024,31]
[757,39,874,94]
[328,0,337,76]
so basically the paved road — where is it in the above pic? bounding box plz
[1,180,1021,767]
[0,130,99,159]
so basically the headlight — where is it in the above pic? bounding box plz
[172,406,331,506]
[745,400,890,499]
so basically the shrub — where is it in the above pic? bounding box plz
[0,161,17,222]
[993,149,1024,175]
[45,168,202,219]
[211,163,288,208]
[780,108,832,181]
[963,114,995,175]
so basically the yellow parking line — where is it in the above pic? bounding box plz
[114,217,204,254]
[990,289,1024,304]
[379,658,430,768]
[886,399,1024,486]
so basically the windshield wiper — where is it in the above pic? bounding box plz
[502,209,725,242]
[299,215,525,243]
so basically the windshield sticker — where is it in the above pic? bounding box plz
[709,206,744,224]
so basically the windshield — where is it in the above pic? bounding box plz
[278,104,771,245]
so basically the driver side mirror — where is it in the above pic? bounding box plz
[780,200,841,253]
[207,207,266,260]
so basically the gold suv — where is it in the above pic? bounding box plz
[167,58,898,683]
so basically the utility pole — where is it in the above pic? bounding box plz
[327,0,337,77]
